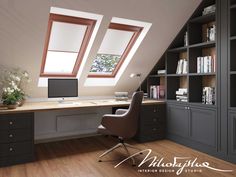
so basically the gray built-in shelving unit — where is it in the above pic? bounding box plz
[141,0,236,163]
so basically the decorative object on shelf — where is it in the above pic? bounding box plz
[114,92,128,101]
[184,31,188,46]
[0,67,30,108]
[206,24,216,42]
[176,88,188,102]
[202,4,216,16]
[197,55,216,73]
[176,59,188,74]
[150,85,165,99]
[130,73,142,91]
[202,87,215,105]
[157,69,166,75]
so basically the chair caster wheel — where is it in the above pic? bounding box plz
[140,152,143,155]
[98,160,102,162]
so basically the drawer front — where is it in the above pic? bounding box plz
[0,129,32,143]
[0,144,9,157]
[140,124,165,135]
[9,141,33,156]
[0,141,33,157]
[140,105,166,124]
[0,113,33,130]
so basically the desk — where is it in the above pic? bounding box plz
[0,99,165,167]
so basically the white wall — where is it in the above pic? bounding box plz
[0,0,201,98]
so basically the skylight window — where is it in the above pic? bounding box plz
[88,23,143,77]
[40,13,96,77]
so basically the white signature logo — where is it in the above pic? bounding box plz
[114,149,233,175]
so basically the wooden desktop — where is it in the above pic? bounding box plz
[0,99,165,167]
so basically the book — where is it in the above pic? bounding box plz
[176,59,187,74]
[157,70,166,75]
[150,85,165,99]
[197,55,215,74]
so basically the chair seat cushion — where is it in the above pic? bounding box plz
[97,125,113,135]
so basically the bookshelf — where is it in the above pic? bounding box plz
[166,0,217,105]
[230,0,236,107]
[141,0,217,106]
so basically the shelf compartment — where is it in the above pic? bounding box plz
[191,0,215,19]
[190,12,215,24]
[231,0,236,7]
[231,8,236,37]
[147,76,165,99]
[230,40,236,71]
[230,36,236,41]
[167,76,188,101]
[167,51,188,74]
[149,55,165,75]
[231,4,236,9]
[189,46,216,73]
[189,20,216,45]
[230,74,236,107]
[189,75,216,105]
[169,25,188,49]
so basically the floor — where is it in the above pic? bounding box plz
[0,136,235,177]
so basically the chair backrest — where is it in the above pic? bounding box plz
[122,91,144,138]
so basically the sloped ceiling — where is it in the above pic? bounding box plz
[0,0,201,98]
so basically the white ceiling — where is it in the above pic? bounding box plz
[0,0,201,98]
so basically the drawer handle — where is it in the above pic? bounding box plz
[9,147,13,152]
[9,121,13,125]
[154,109,157,113]
[9,134,13,138]
[153,128,157,131]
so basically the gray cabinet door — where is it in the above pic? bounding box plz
[167,104,189,137]
[190,107,216,148]
[229,112,236,155]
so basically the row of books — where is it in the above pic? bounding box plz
[176,59,188,74]
[197,55,216,73]
[176,88,188,102]
[150,85,165,99]
[202,87,216,105]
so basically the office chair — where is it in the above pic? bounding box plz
[97,91,144,165]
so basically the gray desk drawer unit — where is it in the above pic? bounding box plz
[135,104,166,142]
[0,113,34,167]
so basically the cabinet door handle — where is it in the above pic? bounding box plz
[153,128,157,131]
[9,121,13,125]
[154,109,157,113]
[9,134,13,138]
[185,107,188,109]
[9,147,13,152]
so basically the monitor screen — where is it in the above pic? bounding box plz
[48,79,78,98]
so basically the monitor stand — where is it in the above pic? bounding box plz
[58,98,72,104]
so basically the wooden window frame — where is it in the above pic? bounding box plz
[88,23,143,78]
[40,14,96,77]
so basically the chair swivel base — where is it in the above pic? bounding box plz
[98,141,142,166]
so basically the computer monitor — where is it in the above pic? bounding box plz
[48,79,78,98]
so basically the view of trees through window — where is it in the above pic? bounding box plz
[90,54,121,73]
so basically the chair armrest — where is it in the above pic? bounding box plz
[115,109,128,115]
